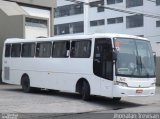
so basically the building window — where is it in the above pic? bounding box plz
[54,21,84,35]
[54,6,69,17]
[21,43,35,57]
[107,0,123,5]
[157,0,160,5]
[5,44,11,57]
[156,21,160,27]
[90,0,104,7]
[126,0,143,8]
[107,17,123,24]
[90,0,104,12]
[70,40,91,58]
[11,44,21,57]
[72,22,84,33]
[97,7,104,12]
[36,42,52,58]
[54,3,83,18]
[25,18,47,28]
[126,14,143,28]
[90,19,105,27]
[52,41,70,58]
[58,24,70,35]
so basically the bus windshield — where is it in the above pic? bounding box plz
[114,38,155,78]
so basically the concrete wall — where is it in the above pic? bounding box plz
[4,0,56,36]
[0,10,24,82]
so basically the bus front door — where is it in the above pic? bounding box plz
[93,38,113,97]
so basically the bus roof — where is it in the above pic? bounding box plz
[4,33,148,43]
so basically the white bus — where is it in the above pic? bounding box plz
[2,33,156,101]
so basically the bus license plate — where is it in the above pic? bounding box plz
[136,89,143,94]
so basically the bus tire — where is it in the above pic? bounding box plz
[21,75,32,93]
[81,81,90,101]
[112,97,121,102]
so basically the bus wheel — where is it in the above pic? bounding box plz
[21,75,32,93]
[81,81,90,100]
[112,97,121,102]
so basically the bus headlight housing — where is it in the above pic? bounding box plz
[114,81,128,87]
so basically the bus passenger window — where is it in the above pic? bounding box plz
[36,42,51,58]
[70,40,91,58]
[52,41,70,58]
[21,43,35,57]
[11,44,21,57]
[5,44,11,57]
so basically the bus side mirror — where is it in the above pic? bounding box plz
[153,52,156,65]
[112,49,117,61]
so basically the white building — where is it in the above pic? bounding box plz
[54,0,160,54]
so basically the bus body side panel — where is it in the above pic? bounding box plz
[100,78,113,98]
[3,57,102,96]
[29,58,101,96]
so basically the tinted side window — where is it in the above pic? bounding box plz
[93,38,113,80]
[5,44,11,57]
[22,43,35,57]
[11,44,21,57]
[52,41,70,58]
[71,40,91,58]
[36,42,52,57]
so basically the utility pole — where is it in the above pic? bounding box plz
[84,0,89,34]
[83,0,100,34]
[66,0,100,34]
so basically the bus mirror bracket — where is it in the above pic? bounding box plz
[153,52,156,65]
[112,48,117,61]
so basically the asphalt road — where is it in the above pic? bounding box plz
[0,84,160,119]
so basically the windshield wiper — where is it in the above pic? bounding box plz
[139,56,150,77]
[130,56,138,76]
[131,56,150,77]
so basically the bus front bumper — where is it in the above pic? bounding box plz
[113,85,156,97]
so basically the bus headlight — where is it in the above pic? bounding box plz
[115,81,128,87]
